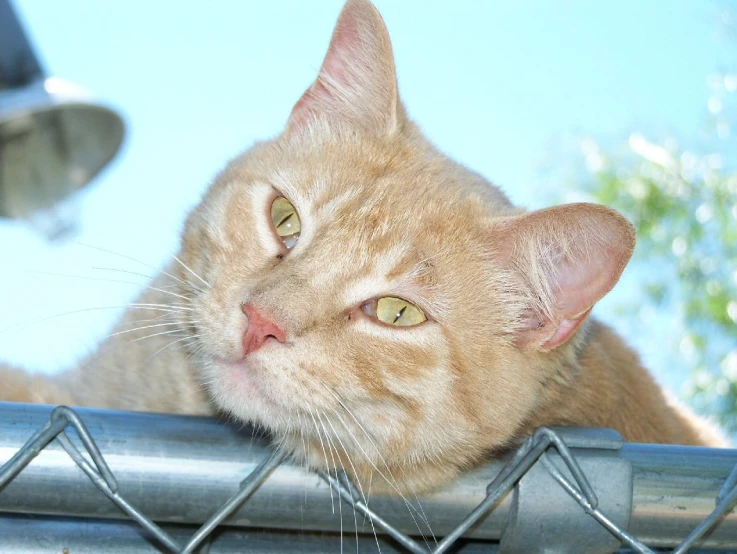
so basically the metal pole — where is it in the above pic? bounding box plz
[0,402,512,539]
[1,514,500,554]
[1,402,736,549]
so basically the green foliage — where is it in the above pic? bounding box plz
[573,126,737,429]
[555,4,737,430]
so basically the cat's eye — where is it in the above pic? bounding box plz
[270,196,301,249]
[362,297,427,327]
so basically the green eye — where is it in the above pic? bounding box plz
[362,297,427,327]
[270,196,301,249]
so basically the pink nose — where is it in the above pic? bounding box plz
[241,303,287,355]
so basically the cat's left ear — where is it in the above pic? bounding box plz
[494,203,636,351]
[286,0,401,136]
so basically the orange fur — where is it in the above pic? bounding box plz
[0,0,727,493]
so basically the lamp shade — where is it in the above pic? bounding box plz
[0,0,125,239]
[0,77,125,221]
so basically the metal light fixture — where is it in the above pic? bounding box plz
[0,0,125,240]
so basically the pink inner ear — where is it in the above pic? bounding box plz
[286,0,399,135]
[552,247,623,317]
[541,309,592,350]
[291,9,359,122]
[319,6,362,87]
[290,82,331,129]
[499,203,636,350]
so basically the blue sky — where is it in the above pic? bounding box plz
[0,1,733,393]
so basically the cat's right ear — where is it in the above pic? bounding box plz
[494,203,636,351]
[285,0,401,136]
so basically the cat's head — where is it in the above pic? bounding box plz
[176,0,635,490]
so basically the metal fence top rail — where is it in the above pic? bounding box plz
[1,401,737,553]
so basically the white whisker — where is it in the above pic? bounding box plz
[108,321,198,339]
[322,409,381,554]
[90,266,200,296]
[128,328,184,344]
[323,387,435,546]
[317,410,344,554]
[0,304,192,336]
[77,242,201,293]
[172,255,211,289]
[296,411,310,467]
[119,312,187,327]
[141,335,197,365]
[25,269,145,287]
[308,406,335,512]
[144,286,193,302]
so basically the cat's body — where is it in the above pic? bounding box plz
[0,0,726,493]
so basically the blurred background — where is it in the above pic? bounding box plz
[0,1,735,429]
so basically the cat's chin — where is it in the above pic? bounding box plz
[205,358,291,429]
[224,361,273,401]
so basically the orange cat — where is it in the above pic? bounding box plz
[0,0,726,492]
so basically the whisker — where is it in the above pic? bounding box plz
[91,266,203,296]
[90,265,155,280]
[118,312,186,327]
[107,320,199,338]
[295,411,310,467]
[294,410,312,516]
[108,322,181,338]
[128,328,184,344]
[30,269,195,303]
[322,409,381,554]
[142,286,193,303]
[323,389,435,546]
[128,302,195,312]
[308,406,335,513]
[25,269,146,287]
[324,388,414,494]
[77,242,200,291]
[317,410,344,554]
[172,255,211,289]
[410,489,437,547]
[141,335,197,365]
[0,304,191,336]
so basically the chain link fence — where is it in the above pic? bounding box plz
[1,402,737,553]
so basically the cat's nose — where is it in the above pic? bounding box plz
[241,303,287,356]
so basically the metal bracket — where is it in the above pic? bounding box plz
[499,427,632,554]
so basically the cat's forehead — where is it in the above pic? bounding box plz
[204,133,507,287]
[267,165,466,257]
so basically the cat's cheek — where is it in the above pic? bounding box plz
[191,280,264,363]
[194,308,247,364]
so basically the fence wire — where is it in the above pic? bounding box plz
[1,404,737,553]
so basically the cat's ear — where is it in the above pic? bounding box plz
[286,0,401,136]
[495,203,635,351]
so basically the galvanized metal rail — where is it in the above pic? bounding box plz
[1,402,736,553]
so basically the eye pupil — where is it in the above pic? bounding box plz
[277,213,294,228]
[393,306,406,323]
[271,196,301,249]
